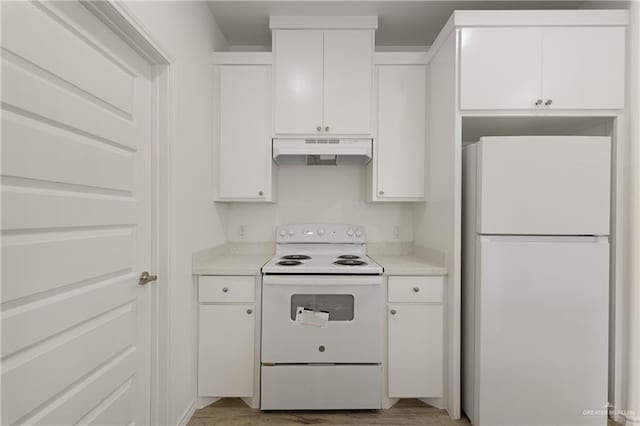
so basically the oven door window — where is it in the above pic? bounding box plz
[290,294,354,321]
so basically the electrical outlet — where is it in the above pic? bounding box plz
[238,225,246,239]
[393,225,400,240]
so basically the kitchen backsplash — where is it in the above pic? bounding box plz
[224,164,415,242]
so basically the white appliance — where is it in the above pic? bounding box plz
[261,224,383,410]
[462,136,611,426]
[272,138,372,165]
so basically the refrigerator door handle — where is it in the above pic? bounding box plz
[479,235,609,244]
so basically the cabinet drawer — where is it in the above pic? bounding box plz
[388,276,443,303]
[199,276,255,303]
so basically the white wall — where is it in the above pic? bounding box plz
[121,2,228,424]
[624,2,640,423]
[225,165,415,242]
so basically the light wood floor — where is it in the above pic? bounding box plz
[188,398,472,425]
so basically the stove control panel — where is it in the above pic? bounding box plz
[276,223,366,244]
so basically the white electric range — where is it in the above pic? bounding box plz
[260,224,383,410]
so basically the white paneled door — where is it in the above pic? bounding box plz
[1,2,153,425]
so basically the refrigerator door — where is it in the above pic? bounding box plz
[475,235,609,426]
[476,136,610,235]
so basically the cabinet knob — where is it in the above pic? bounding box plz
[379,190,384,196]
[535,99,543,106]
[413,287,420,293]
[325,126,330,132]
[390,309,397,315]
[246,308,253,315]
[317,126,322,132]
[258,191,264,196]
[545,99,553,106]
[318,345,326,352]
[222,287,228,293]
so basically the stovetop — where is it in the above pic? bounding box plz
[261,224,383,275]
[262,253,383,275]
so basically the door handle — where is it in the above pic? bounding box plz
[139,271,158,286]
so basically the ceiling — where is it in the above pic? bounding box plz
[206,1,628,48]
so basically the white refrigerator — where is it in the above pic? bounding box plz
[462,136,611,426]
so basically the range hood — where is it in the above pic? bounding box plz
[272,138,372,166]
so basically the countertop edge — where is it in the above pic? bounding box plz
[193,243,447,276]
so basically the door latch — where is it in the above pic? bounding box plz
[138,271,158,286]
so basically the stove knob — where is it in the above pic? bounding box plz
[317,228,325,236]
[346,229,354,237]
[355,229,362,237]
[287,228,295,237]
[279,229,287,237]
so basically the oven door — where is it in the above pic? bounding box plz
[262,275,382,364]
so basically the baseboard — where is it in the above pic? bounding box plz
[382,397,399,409]
[420,397,446,410]
[177,399,196,426]
[623,414,640,425]
[195,397,220,410]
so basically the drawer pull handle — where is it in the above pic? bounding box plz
[413,287,420,293]
[390,309,397,315]
[222,287,229,293]
[319,345,326,352]
[246,308,253,315]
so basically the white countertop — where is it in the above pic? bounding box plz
[193,243,273,275]
[193,242,447,276]
[193,253,271,275]
[369,254,447,276]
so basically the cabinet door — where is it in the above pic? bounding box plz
[198,304,255,396]
[542,27,625,109]
[274,30,324,134]
[218,65,271,200]
[376,65,426,199]
[323,30,373,134]
[460,28,542,110]
[388,304,443,398]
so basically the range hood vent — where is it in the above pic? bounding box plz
[272,138,373,166]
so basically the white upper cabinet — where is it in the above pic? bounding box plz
[274,29,374,136]
[273,30,324,135]
[460,26,626,110]
[323,30,374,134]
[217,64,272,201]
[460,28,542,110]
[542,27,625,110]
[372,64,427,201]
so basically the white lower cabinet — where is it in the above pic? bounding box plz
[198,276,257,398]
[198,304,255,397]
[387,276,444,398]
